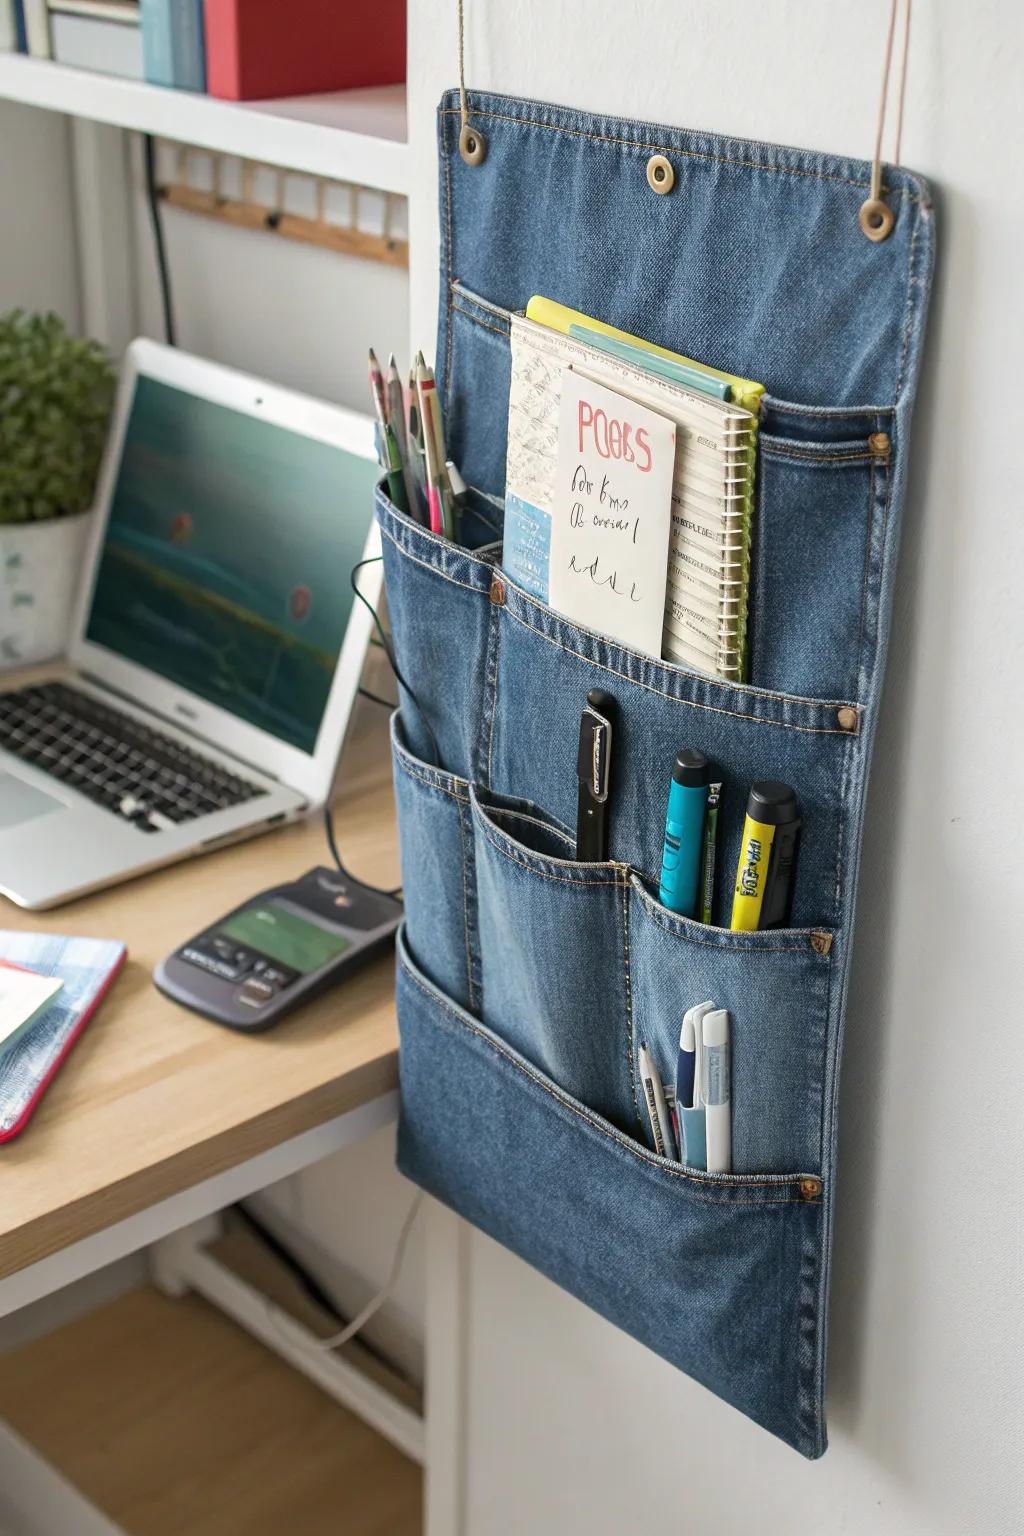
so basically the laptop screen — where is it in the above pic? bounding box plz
[86,375,380,754]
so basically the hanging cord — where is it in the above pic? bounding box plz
[455,0,487,165]
[143,135,177,344]
[860,0,913,242]
[263,1190,424,1357]
[322,556,440,897]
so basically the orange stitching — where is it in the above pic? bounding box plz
[478,814,624,888]
[394,754,470,802]
[439,104,918,199]
[378,521,489,595]
[760,446,880,466]
[501,606,854,735]
[630,879,832,957]
[400,959,820,1203]
[451,302,511,341]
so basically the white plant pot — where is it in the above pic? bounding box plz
[0,512,95,670]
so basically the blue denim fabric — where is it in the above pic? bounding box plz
[383,89,935,1458]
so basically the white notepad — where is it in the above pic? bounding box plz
[505,314,756,679]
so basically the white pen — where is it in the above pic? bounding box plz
[702,1009,731,1173]
[639,1044,678,1160]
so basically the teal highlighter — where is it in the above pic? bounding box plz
[658,751,710,917]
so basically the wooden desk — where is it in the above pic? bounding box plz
[0,697,401,1288]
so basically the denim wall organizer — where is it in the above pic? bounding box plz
[378,41,935,1456]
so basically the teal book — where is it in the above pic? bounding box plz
[141,0,205,91]
[0,932,126,1142]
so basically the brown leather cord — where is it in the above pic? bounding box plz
[861,0,913,241]
[456,0,912,237]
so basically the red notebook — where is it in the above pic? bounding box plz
[0,933,126,1143]
[204,0,406,102]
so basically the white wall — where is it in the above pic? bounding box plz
[407,2,1023,1532]
[0,103,80,324]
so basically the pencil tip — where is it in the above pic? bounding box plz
[368,347,379,366]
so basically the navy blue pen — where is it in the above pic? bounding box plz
[676,1010,696,1113]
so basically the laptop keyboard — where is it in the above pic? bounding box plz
[0,682,266,833]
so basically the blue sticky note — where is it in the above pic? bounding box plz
[503,493,550,602]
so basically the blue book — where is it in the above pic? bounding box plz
[141,0,205,92]
[12,0,28,53]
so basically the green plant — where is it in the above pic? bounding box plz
[0,310,116,524]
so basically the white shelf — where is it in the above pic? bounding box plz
[0,55,409,193]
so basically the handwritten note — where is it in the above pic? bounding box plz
[548,369,676,655]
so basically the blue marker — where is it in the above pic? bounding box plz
[658,750,710,917]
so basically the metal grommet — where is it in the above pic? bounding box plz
[459,123,487,167]
[836,706,859,733]
[646,154,675,195]
[859,197,895,242]
[489,577,506,606]
[799,1177,823,1201]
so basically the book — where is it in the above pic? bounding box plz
[48,1,140,19]
[203,0,406,102]
[1,2,16,51]
[50,7,143,74]
[0,932,126,1143]
[22,0,50,55]
[140,0,204,92]
[505,310,759,681]
[0,961,63,1055]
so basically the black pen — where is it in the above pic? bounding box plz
[576,689,616,861]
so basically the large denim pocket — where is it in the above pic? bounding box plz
[395,928,827,1459]
[750,410,892,701]
[469,784,636,1133]
[391,713,478,1011]
[628,877,835,1174]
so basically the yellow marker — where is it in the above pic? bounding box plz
[525,294,765,417]
[730,783,801,931]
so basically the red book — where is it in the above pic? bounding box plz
[203,0,406,101]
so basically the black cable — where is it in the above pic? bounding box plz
[323,801,401,900]
[143,134,177,347]
[351,556,439,764]
[358,684,398,710]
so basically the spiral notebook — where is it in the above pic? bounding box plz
[504,303,761,681]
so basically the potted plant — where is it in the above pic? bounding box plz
[0,310,116,668]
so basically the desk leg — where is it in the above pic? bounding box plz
[0,1421,125,1536]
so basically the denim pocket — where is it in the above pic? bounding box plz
[628,877,835,1174]
[391,712,478,1011]
[749,407,892,701]
[444,282,514,503]
[469,784,637,1133]
[395,927,827,1459]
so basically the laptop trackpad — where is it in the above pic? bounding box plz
[0,773,66,828]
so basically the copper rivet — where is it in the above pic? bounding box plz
[489,577,506,606]
[646,154,675,195]
[459,123,488,167]
[868,431,891,458]
[800,1177,822,1201]
[859,196,895,242]
[810,931,833,958]
[836,706,858,733]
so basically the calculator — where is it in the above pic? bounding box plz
[154,866,402,1032]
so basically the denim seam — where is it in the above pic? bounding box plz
[401,961,819,1202]
[795,1234,822,1456]
[854,457,880,698]
[630,879,833,955]
[442,106,455,407]
[478,818,625,889]
[379,521,491,596]
[764,397,894,421]
[621,876,642,1129]
[894,202,923,405]
[502,606,855,735]
[440,105,918,197]
[489,807,576,848]
[451,303,511,341]
[483,602,502,789]
[866,441,898,678]
[394,756,470,802]
[455,796,478,1011]
[759,446,882,467]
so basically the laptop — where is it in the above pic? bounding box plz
[0,340,383,910]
